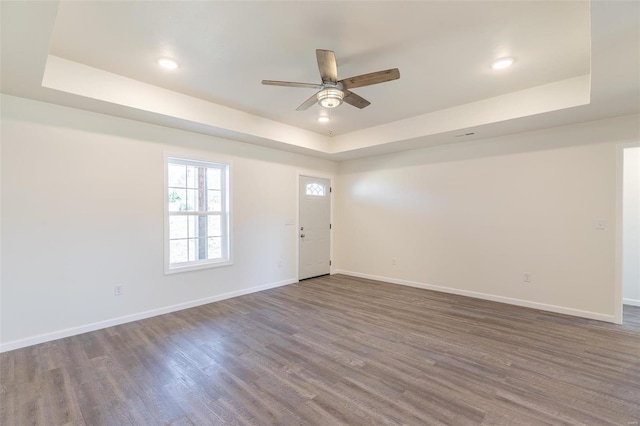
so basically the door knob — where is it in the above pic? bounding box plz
[300,233,305,238]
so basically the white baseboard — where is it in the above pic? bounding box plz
[0,278,298,353]
[333,269,616,323]
[623,298,640,307]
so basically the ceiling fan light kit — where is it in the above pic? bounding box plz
[317,88,344,108]
[262,49,400,111]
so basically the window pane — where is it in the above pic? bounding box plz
[185,189,200,211]
[168,188,186,212]
[186,214,211,240]
[186,165,198,189]
[188,238,198,262]
[186,215,197,239]
[207,190,222,212]
[168,164,186,188]
[207,168,221,190]
[169,216,188,239]
[170,239,188,264]
[208,237,222,259]
[207,215,221,237]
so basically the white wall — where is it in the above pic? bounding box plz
[2,93,637,351]
[0,95,337,350]
[335,115,640,322]
[623,147,640,305]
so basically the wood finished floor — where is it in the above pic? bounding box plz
[1,274,639,426]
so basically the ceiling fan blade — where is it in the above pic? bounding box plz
[343,89,371,109]
[340,68,400,89]
[262,80,324,89]
[296,91,320,111]
[316,49,338,84]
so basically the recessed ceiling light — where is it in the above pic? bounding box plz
[491,57,514,70]
[158,58,178,70]
[318,116,330,123]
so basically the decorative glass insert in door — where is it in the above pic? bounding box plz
[305,183,326,196]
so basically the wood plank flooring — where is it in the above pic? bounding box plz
[1,274,639,425]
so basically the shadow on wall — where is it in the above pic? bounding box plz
[1,95,335,169]
[339,115,639,174]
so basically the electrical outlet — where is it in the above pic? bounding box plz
[596,219,606,230]
[523,272,532,283]
[392,258,397,266]
[114,284,123,296]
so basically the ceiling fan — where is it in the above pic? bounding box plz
[262,49,400,111]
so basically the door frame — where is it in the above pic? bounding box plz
[296,170,334,281]
[615,141,640,324]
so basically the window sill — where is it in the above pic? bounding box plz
[164,259,233,275]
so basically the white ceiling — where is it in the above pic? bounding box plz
[1,1,638,160]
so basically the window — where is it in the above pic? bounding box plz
[165,156,231,273]
[305,182,326,196]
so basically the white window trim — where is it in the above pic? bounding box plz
[164,153,233,274]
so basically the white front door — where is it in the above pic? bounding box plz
[299,176,331,280]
